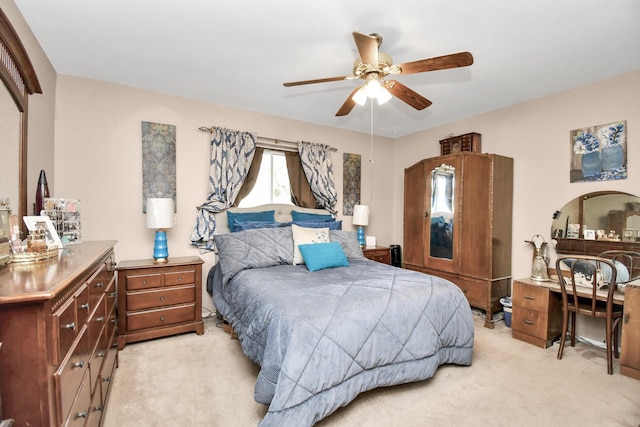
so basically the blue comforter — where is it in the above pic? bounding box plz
[211,229,474,426]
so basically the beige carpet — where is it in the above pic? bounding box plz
[103,314,640,427]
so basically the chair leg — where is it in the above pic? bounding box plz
[557,309,569,360]
[606,316,613,375]
[570,312,576,347]
[613,319,620,359]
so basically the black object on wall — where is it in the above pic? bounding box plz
[390,244,402,267]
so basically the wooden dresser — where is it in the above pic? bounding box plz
[0,241,118,426]
[116,256,204,350]
[363,246,391,265]
[621,284,640,380]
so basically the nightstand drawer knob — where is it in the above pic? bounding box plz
[178,276,183,281]
[524,319,534,325]
[142,280,147,285]
[160,316,165,321]
[160,296,165,302]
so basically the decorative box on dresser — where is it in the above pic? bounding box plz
[0,241,118,426]
[511,278,563,348]
[403,152,513,328]
[621,283,640,380]
[116,256,204,350]
[363,246,391,265]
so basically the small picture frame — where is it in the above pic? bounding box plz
[23,216,63,248]
[584,229,596,240]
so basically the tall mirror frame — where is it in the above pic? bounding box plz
[0,8,43,234]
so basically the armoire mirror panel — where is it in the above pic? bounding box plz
[429,164,455,260]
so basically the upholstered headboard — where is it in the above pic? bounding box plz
[213,204,333,235]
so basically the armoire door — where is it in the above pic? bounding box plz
[423,156,461,273]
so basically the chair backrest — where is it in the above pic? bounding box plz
[598,250,640,281]
[555,255,618,317]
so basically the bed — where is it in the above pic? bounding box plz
[208,205,474,426]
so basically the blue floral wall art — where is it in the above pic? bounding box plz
[570,120,626,183]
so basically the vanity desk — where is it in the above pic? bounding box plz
[512,277,640,379]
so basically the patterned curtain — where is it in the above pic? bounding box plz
[190,127,257,251]
[298,141,338,214]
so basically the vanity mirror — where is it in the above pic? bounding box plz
[551,191,640,255]
[0,8,42,236]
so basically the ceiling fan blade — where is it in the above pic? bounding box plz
[384,80,432,110]
[353,32,378,67]
[283,75,351,87]
[396,52,473,74]
[335,87,362,116]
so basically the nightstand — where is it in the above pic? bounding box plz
[363,246,391,265]
[116,256,204,349]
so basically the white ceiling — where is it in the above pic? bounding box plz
[14,0,640,138]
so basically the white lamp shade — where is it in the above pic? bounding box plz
[146,198,175,229]
[352,204,370,226]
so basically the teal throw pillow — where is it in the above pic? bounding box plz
[298,242,349,272]
[291,211,333,222]
[227,210,275,232]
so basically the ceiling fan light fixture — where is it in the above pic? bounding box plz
[352,87,367,106]
[376,87,392,105]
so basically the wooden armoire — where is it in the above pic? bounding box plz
[403,152,513,328]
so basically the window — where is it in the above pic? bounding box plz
[239,150,293,207]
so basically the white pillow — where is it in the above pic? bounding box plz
[292,224,330,265]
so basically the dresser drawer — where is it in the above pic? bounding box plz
[455,279,487,309]
[165,269,196,286]
[126,285,195,311]
[126,273,162,291]
[512,306,549,338]
[54,284,89,365]
[513,281,549,312]
[55,329,90,424]
[62,369,92,427]
[125,303,196,331]
[87,263,110,315]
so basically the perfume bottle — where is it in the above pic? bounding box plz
[35,169,50,215]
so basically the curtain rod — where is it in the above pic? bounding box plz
[198,126,337,152]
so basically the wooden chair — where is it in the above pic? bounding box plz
[598,250,640,282]
[555,255,624,374]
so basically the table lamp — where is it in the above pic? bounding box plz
[146,197,175,263]
[352,204,370,248]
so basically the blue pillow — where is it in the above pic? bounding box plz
[298,242,349,272]
[227,210,275,232]
[234,221,289,231]
[291,211,333,222]
[293,220,342,230]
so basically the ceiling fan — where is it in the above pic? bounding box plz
[283,32,474,116]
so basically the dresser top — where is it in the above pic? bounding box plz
[0,240,117,305]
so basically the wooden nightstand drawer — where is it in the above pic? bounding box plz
[512,306,548,338]
[126,304,196,332]
[126,285,195,311]
[363,246,391,265]
[126,273,162,291]
[165,269,195,286]
[513,281,549,312]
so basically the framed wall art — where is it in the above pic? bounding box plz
[570,120,627,183]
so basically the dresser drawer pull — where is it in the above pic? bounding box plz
[72,361,85,369]
[103,376,111,383]
[95,282,104,288]
[142,280,148,285]
[178,276,183,281]
[109,292,116,298]
[80,303,90,310]
[95,405,103,412]
[96,316,105,323]
[523,319,534,325]
[160,296,165,302]
[77,411,88,419]
[63,321,76,331]
[524,295,535,300]
[160,316,165,321]
[97,351,105,358]
[624,313,630,324]
[110,318,117,324]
